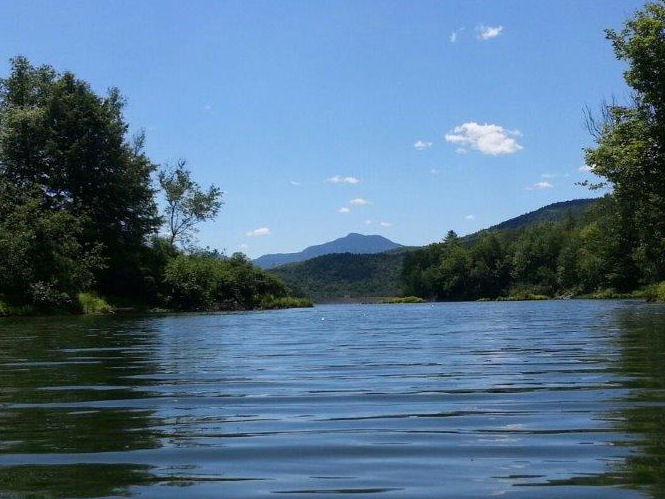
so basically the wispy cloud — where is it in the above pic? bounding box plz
[239,243,249,250]
[349,198,370,206]
[338,207,351,214]
[414,140,433,150]
[203,104,212,112]
[379,221,393,227]
[465,214,475,220]
[476,25,504,41]
[450,27,464,43]
[289,180,301,186]
[246,227,271,237]
[526,181,553,191]
[541,173,557,179]
[327,175,360,184]
[579,164,594,173]
[364,219,372,225]
[430,168,439,175]
[445,122,522,155]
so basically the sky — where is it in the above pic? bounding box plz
[0,0,647,257]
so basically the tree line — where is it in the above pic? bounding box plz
[402,1,665,303]
[0,56,307,314]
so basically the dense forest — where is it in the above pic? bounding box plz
[0,57,309,315]
[404,2,665,303]
[271,250,407,301]
[270,200,597,301]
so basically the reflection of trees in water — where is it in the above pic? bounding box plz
[0,315,163,497]
[612,307,665,497]
[542,305,665,496]
[0,464,155,498]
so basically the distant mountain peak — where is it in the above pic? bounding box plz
[254,233,403,269]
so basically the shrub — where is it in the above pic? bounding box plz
[645,282,665,303]
[260,296,314,309]
[77,293,113,314]
[383,296,426,304]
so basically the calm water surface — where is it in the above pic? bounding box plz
[1,301,665,497]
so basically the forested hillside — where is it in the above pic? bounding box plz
[271,251,406,300]
[270,199,601,301]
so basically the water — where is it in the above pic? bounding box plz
[1,301,665,497]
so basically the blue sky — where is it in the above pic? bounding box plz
[0,0,645,257]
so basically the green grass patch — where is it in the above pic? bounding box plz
[0,300,37,317]
[497,293,550,301]
[77,293,113,314]
[644,282,665,303]
[259,296,314,309]
[382,296,426,304]
[578,288,646,300]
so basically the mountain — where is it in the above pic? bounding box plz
[461,198,601,244]
[254,233,403,269]
[484,198,599,233]
[268,198,602,301]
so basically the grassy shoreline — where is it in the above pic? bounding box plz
[0,294,314,318]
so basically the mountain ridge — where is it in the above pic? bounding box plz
[254,232,403,269]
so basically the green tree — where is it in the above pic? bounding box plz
[0,56,161,296]
[158,159,223,248]
[0,180,103,310]
[585,1,665,282]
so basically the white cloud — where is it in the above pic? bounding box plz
[476,25,504,41]
[349,198,370,206]
[465,214,475,220]
[526,181,553,191]
[246,227,271,237]
[379,221,393,227]
[541,173,557,179]
[239,243,249,249]
[338,207,351,214]
[364,219,372,225]
[203,104,212,112]
[289,180,301,186]
[450,27,465,43]
[430,168,439,175]
[445,122,523,155]
[414,140,433,150]
[579,164,593,173]
[455,147,468,154]
[326,175,360,184]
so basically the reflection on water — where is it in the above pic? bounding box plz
[0,302,664,497]
[614,307,665,497]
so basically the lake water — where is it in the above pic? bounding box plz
[1,301,665,497]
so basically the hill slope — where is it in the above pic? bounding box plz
[269,198,601,301]
[254,233,402,269]
[271,251,406,300]
[486,198,598,233]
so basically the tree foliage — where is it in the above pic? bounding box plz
[401,199,635,301]
[0,56,161,296]
[158,159,223,248]
[0,56,296,313]
[585,1,665,282]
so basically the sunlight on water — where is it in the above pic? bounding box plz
[1,301,664,497]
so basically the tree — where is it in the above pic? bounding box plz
[585,1,665,282]
[0,56,161,295]
[158,159,223,248]
[0,179,103,309]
